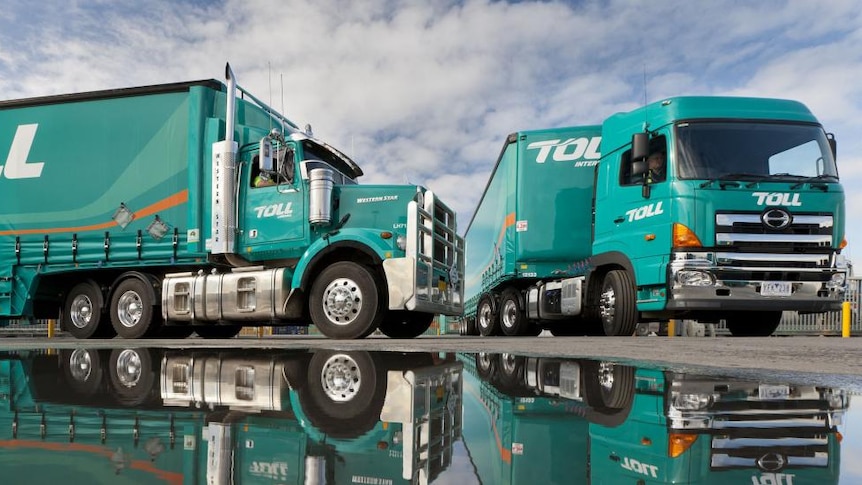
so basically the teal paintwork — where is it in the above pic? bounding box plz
[463,95,845,327]
[0,77,454,326]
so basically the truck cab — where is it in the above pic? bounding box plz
[596,97,847,334]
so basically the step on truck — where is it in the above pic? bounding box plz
[459,97,847,337]
[0,64,464,339]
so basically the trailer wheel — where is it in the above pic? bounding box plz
[309,262,382,339]
[110,278,159,339]
[477,295,499,336]
[499,289,529,336]
[599,270,637,336]
[299,350,385,439]
[63,281,115,339]
[61,349,105,395]
[194,324,242,339]
[108,348,157,407]
[378,311,434,338]
[725,311,781,336]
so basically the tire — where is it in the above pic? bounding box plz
[497,353,526,391]
[109,348,157,407]
[378,311,434,338]
[110,277,160,339]
[298,350,386,439]
[194,324,243,339]
[598,270,637,336]
[309,262,382,339]
[61,348,105,396]
[475,352,498,380]
[582,360,635,411]
[62,281,115,339]
[499,289,529,336]
[477,295,499,336]
[725,311,782,336]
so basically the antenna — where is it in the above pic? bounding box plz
[642,63,649,131]
[268,61,273,134]
[280,74,286,138]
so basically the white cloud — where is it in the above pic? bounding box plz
[2,0,862,254]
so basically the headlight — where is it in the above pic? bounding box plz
[828,272,846,288]
[675,270,715,287]
[396,235,407,251]
[671,393,712,410]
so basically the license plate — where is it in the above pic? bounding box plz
[761,281,792,297]
[759,384,790,400]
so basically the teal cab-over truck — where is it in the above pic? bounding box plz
[460,353,847,484]
[460,96,846,337]
[0,64,464,339]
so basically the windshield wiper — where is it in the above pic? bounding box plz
[790,174,838,190]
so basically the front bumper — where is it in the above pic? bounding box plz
[666,250,847,313]
[383,190,464,315]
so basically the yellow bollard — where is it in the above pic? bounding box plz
[842,301,851,338]
[47,319,55,338]
[668,319,675,338]
[257,326,264,338]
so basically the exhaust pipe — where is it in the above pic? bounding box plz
[211,63,238,255]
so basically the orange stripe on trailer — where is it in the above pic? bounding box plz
[0,439,183,484]
[0,189,189,236]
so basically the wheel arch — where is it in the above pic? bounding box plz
[108,271,160,308]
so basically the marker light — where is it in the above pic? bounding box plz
[840,237,848,249]
[673,223,702,248]
[669,433,698,458]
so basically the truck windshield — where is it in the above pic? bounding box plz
[675,122,838,181]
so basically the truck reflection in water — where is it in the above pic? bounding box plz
[0,348,462,484]
[462,353,849,485]
[0,349,850,484]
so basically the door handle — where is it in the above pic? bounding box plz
[614,216,624,224]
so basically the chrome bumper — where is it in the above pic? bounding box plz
[666,251,847,312]
[384,190,464,315]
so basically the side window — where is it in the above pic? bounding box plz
[618,135,668,186]
[251,145,296,188]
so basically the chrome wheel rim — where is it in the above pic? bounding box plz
[321,278,363,326]
[70,295,94,329]
[115,349,142,388]
[117,291,143,328]
[320,353,361,402]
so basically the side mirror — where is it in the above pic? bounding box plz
[631,160,647,177]
[631,132,649,161]
[259,137,274,172]
[827,133,837,161]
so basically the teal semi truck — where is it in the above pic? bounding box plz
[0,348,462,483]
[460,352,848,484]
[0,64,464,339]
[459,97,847,336]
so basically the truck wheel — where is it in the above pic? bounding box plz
[309,262,382,339]
[378,311,434,338]
[582,360,635,410]
[110,278,159,339]
[299,350,385,439]
[498,353,526,391]
[725,311,782,336]
[475,352,498,379]
[599,270,637,336]
[61,349,105,395]
[109,348,156,407]
[499,289,529,336]
[63,281,115,339]
[194,324,242,339]
[477,295,499,336]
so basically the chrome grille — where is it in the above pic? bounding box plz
[715,212,833,251]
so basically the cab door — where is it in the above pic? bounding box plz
[238,144,307,260]
[594,135,672,286]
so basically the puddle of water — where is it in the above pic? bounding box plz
[0,347,858,484]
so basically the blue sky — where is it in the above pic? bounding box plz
[2,0,861,260]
